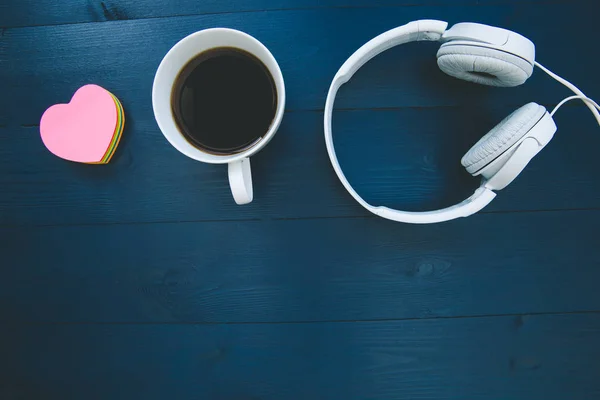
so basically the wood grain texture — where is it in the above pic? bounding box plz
[1,210,599,323]
[2,5,600,225]
[2,313,600,399]
[0,0,584,28]
[1,106,599,226]
[2,2,600,397]
[2,4,600,127]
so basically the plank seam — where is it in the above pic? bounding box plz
[0,207,598,229]
[7,310,600,326]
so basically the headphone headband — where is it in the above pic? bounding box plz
[332,20,448,85]
[324,19,497,223]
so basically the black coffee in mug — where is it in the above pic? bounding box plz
[171,47,277,154]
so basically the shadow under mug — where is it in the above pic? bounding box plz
[152,28,286,204]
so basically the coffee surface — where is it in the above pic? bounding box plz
[171,47,277,154]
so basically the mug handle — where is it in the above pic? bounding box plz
[228,158,253,205]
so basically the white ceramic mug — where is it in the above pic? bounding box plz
[152,28,286,204]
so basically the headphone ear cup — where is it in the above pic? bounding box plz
[437,44,534,87]
[461,102,547,174]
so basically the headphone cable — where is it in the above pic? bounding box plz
[535,61,600,127]
[551,95,600,118]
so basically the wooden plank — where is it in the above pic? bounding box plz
[1,106,599,226]
[1,314,599,399]
[1,210,599,323]
[0,0,582,28]
[2,4,600,127]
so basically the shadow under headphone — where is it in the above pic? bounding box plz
[324,20,600,224]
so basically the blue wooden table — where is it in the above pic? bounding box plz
[1,1,600,398]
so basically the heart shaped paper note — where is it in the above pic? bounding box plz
[40,84,125,164]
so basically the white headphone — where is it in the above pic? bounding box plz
[324,20,600,224]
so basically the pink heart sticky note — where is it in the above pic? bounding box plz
[40,84,119,163]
